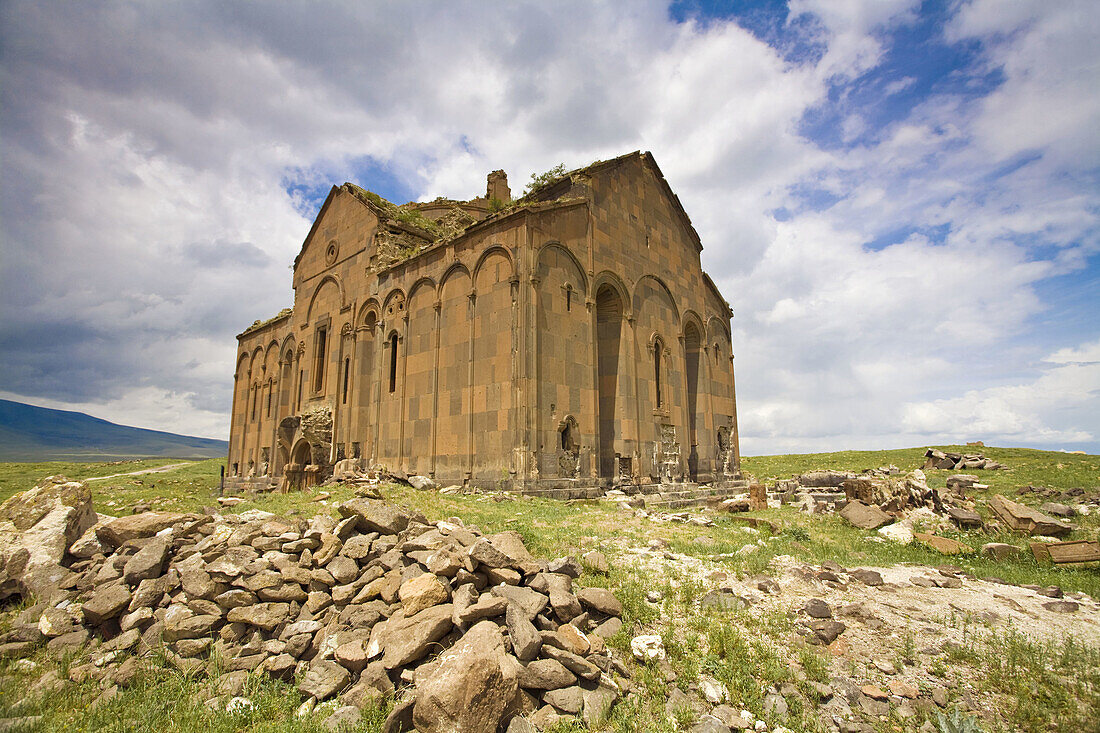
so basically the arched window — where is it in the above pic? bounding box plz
[653,338,663,408]
[313,327,328,393]
[388,333,398,393]
[342,357,351,404]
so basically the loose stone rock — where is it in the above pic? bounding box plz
[631,634,666,662]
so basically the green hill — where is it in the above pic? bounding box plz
[0,399,227,461]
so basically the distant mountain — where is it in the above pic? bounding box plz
[0,399,228,462]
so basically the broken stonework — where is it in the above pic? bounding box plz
[839,501,893,530]
[0,481,630,729]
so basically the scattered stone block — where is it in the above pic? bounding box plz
[945,506,983,529]
[988,495,1073,537]
[839,500,892,530]
[913,533,973,555]
[981,543,1021,561]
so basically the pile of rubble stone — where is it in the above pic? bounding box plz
[922,449,1006,471]
[0,476,627,732]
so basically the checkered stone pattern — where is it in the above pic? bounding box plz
[472,250,515,481]
[228,152,740,492]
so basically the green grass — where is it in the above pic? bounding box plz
[1,444,1097,732]
[743,444,1100,495]
[0,648,390,732]
[0,458,199,504]
[946,627,1100,732]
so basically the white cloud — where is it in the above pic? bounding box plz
[1045,338,1100,365]
[0,0,1096,454]
[900,349,1099,445]
[789,0,921,79]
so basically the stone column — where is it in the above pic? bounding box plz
[626,314,641,484]
[528,274,541,485]
[700,342,716,482]
[586,292,599,480]
[372,323,386,464]
[271,359,283,479]
[729,353,741,474]
[466,290,476,481]
[354,324,373,461]
[509,275,521,485]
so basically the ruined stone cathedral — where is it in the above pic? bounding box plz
[227,152,741,495]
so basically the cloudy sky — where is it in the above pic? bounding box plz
[1,0,1098,455]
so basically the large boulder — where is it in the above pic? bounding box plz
[96,512,187,548]
[0,476,95,597]
[799,470,855,488]
[82,584,133,626]
[398,573,450,616]
[576,587,622,617]
[300,659,351,701]
[227,602,292,631]
[337,498,410,535]
[368,603,454,669]
[123,536,171,584]
[839,500,893,530]
[413,621,518,733]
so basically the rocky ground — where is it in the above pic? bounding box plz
[0,476,629,732]
[613,537,1099,732]
[1,453,1098,732]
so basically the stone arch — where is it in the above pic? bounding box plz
[248,345,265,375]
[382,288,406,320]
[306,274,344,322]
[632,275,680,324]
[535,242,586,295]
[593,271,630,317]
[556,414,581,479]
[438,262,472,296]
[682,310,706,348]
[707,315,731,369]
[649,332,668,411]
[263,342,280,420]
[235,353,250,379]
[436,265,473,476]
[277,338,296,419]
[357,298,381,329]
[471,248,514,479]
[403,276,438,475]
[285,438,313,490]
[473,245,516,284]
[558,414,580,450]
[706,315,731,345]
[280,334,297,361]
[406,276,437,303]
[386,329,400,394]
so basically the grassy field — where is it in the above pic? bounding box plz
[1,445,1097,732]
[0,458,212,505]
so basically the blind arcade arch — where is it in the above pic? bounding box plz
[228,151,740,495]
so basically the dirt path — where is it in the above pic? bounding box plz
[85,462,192,481]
